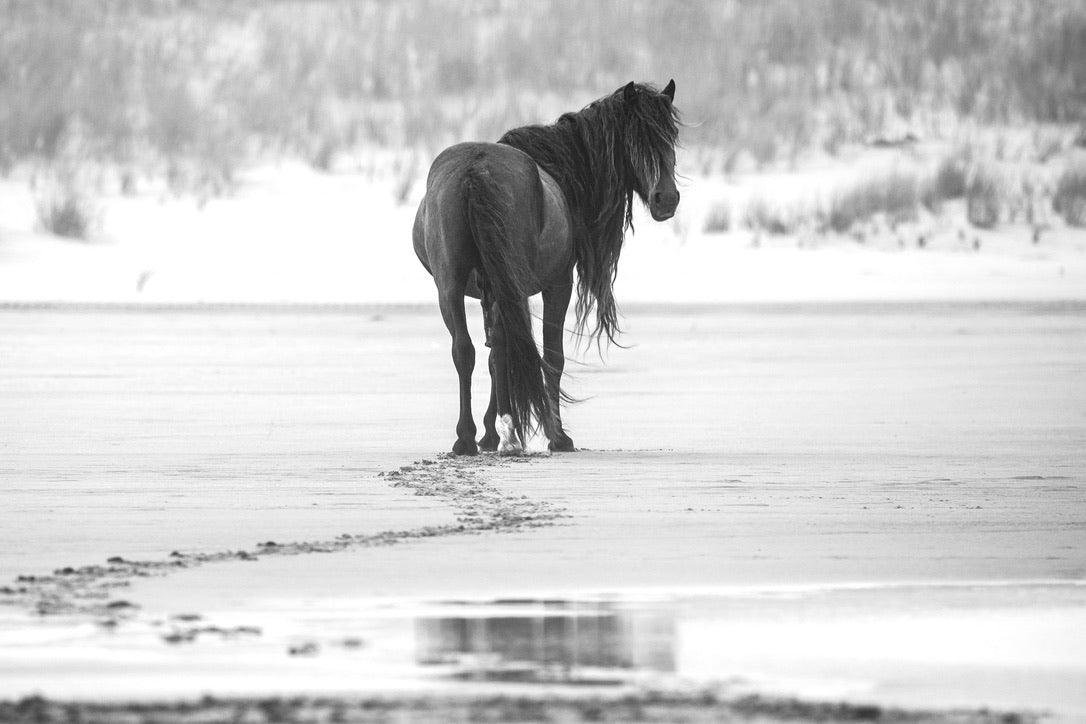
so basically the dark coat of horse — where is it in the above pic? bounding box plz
[413,80,681,455]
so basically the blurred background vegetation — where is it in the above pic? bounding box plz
[3,0,1086,235]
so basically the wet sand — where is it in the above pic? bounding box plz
[1,303,1084,720]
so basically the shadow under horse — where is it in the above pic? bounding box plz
[413,80,681,455]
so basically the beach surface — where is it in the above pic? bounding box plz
[1,304,1084,721]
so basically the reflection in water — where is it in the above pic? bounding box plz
[415,600,674,683]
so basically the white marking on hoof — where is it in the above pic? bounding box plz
[497,414,523,455]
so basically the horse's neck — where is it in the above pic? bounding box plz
[505,120,629,239]
[567,131,629,230]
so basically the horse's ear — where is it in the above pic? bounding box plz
[663,79,675,101]
[623,81,637,104]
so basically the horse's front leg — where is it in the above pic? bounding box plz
[542,281,575,452]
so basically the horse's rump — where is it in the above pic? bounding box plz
[460,146,545,292]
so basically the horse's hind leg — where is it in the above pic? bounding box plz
[438,288,478,456]
[543,282,575,452]
[479,371,499,452]
[487,300,523,455]
[478,291,500,452]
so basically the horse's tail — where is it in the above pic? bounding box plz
[462,159,560,445]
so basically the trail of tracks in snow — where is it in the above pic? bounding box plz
[0,453,564,622]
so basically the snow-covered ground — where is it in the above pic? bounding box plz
[1,146,1083,305]
[2,307,1084,715]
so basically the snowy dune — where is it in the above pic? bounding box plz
[1,145,1083,306]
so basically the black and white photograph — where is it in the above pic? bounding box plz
[1,1,1085,721]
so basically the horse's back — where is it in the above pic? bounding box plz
[429,141,537,180]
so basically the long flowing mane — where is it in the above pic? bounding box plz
[498,82,680,346]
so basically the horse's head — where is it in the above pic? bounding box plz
[620,79,680,222]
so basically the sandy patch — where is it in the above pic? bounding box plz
[0,692,1033,723]
[1,305,1083,719]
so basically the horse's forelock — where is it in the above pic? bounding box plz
[621,89,680,199]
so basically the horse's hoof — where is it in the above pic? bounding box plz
[495,414,522,455]
[548,435,576,453]
[498,438,524,456]
[478,433,499,452]
[452,439,478,456]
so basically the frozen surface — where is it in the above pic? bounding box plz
[1,305,1084,715]
[0,309,456,578]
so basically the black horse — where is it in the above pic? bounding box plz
[413,80,680,455]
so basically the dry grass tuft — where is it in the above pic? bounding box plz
[35,178,97,240]
[1053,157,1086,227]
[827,169,921,234]
[965,162,1008,229]
[743,196,797,236]
[702,199,732,233]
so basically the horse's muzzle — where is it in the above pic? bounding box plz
[650,189,680,221]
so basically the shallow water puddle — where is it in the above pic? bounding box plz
[2,584,1085,716]
[406,585,1086,714]
[413,599,676,685]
